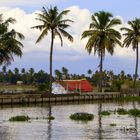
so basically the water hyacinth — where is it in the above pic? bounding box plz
[70,112,94,121]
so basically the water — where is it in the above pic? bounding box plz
[0,101,140,140]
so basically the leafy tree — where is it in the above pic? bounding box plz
[54,69,62,80]
[62,67,69,79]
[87,69,92,77]
[32,6,73,93]
[82,11,121,92]
[121,18,140,88]
[0,14,24,65]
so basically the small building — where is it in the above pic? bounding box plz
[52,79,93,94]
[16,81,23,85]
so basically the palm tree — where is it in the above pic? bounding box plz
[62,67,69,79]
[121,18,140,89]
[81,11,121,92]
[32,6,73,93]
[0,14,24,65]
[87,69,92,77]
[54,69,62,80]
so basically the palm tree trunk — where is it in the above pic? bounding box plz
[99,50,103,92]
[49,29,54,94]
[133,45,139,89]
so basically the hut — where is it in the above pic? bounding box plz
[52,79,93,94]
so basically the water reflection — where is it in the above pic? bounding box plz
[47,104,52,140]
[98,103,103,140]
[0,102,140,140]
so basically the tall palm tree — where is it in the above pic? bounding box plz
[121,18,140,89]
[32,6,73,93]
[81,11,121,92]
[0,14,24,65]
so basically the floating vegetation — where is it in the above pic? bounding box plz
[128,109,140,117]
[9,115,30,122]
[46,116,55,120]
[70,112,94,121]
[116,108,128,115]
[110,123,116,126]
[100,111,111,116]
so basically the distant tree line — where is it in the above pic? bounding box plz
[0,65,139,92]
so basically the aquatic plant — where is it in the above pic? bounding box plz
[46,116,55,120]
[128,108,140,117]
[70,112,94,121]
[100,111,111,116]
[110,123,116,126]
[116,108,128,115]
[9,115,30,122]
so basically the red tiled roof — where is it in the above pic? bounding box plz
[57,79,93,92]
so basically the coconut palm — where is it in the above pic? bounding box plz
[32,6,73,93]
[81,11,121,92]
[0,14,24,65]
[121,18,140,88]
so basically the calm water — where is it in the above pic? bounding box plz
[0,101,140,140]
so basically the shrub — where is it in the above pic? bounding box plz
[9,115,30,122]
[117,108,128,115]
[70,112,94,121]
[37,84,49,91]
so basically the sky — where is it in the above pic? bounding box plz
[0,0,140,75]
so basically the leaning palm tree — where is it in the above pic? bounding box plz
[81,11,121,92]
[0,14,24,65]
[32,6,73,93]
[121,18,140,89]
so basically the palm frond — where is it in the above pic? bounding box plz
[36,28,48,43]
[59,28,73,42]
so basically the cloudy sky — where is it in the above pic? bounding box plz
[0,0,140,75]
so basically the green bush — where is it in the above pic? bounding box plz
[9,115,30,122]
[100,111,111,116]
[37,84,49,91]
[117,108,128,115]
[70,112,94,121]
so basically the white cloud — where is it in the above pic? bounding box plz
[0,0,53,7]
[0,6,138,62]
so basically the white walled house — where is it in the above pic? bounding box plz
[52,82,67,94]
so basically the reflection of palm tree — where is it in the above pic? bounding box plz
[98,103,103,140]
[82,11,121,92]
[132,102,138,139]
[47,104,52,140]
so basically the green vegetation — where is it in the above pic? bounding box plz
[46,116,55,120]
[110,123,116,126]
[100,111,111,116]
[0,14,24,65]
[37,84,49,91]
[9,115,30,122]
[128,109,140,117]
[116,108,128,115]
[119,96,140,102]
[70,112,94,121]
